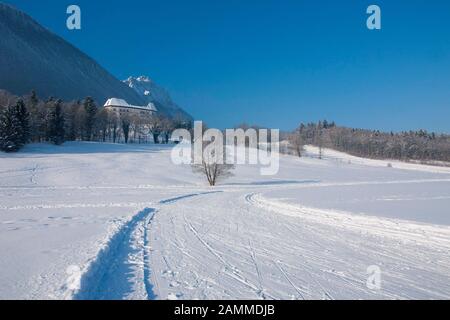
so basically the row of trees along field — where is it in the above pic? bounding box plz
[287,120,450,163]
[0,90,192,152]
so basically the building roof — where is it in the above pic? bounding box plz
[104,98,157,112]
[104,98,128,107]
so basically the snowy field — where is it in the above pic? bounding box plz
[0,142,450,300]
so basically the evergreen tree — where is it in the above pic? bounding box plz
[13,99,30,145]
[83,97,97,141]
[30,90,39,106]
[0,105,23,152]
[47,100,65,145]
[65,101,81,141]
[121,117,131,144]
[27,90,42,142]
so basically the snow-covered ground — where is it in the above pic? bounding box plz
[0,142,449,299]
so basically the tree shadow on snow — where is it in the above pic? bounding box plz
[224,179,320,186]
[0,142,172,158]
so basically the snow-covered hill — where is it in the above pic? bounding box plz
[303,145,450,174]
[1,142,450,299]
[124,76,192,120]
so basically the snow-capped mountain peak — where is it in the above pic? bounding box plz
[124,76,191,120]
[136,76,151,82]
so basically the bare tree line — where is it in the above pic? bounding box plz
[287,121,450,163]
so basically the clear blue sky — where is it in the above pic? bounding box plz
[5,0,450,132]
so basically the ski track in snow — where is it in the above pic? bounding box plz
[143,188,450,300]
[72,192,222,300]
[1,177,450,192]
[7,179,450,300]
[72,208,155,300]
[2,143,450,300]
[71,185,450,300]
[0,202,155,211]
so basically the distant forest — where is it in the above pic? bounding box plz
[0,90,191,152]
[1,90,449,165]
[286,121,450,164]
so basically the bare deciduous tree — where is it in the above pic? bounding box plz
[121,115,131,144]
[192,160,234,186]
[192,139,234,186]
[160,116,175,144]
[288,128,304,157]
[148,114,163,143]
[287,121,450,164]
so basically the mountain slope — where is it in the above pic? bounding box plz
[124,76,192,120]
[0,3,144,105]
